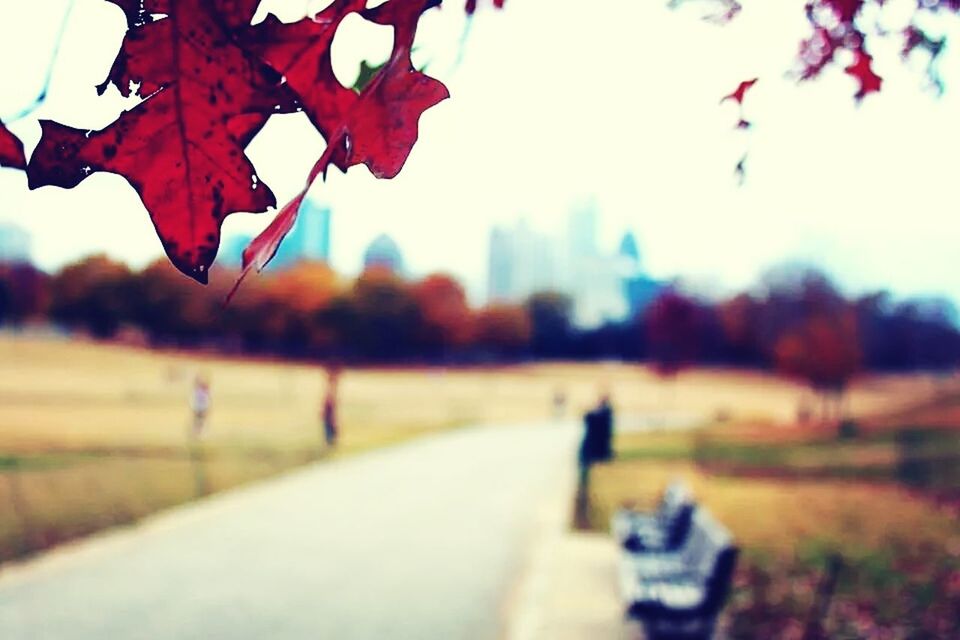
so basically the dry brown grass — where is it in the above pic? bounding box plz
[0,334,945,563]
[1,336,939,452]
[590,459,960,559]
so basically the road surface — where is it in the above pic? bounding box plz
[0,423,578,640]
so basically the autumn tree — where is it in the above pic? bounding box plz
[349,267,421,361]
[411,273,474,358]
[131,259,220,345]
[49,255,135,338]
[525,292,574,359]
[261,262,342,354]
[474,304,531,359]
[717,293,763,365]
[774,308,862,426]
[0,263,50,327]
[644,290,710,379]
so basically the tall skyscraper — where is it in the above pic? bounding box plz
[566,200,599,262]
[562,202,628,326]
[487,226,514,303]
[618,230,664,317]
[618,231,642,272]
[486,220,556,304]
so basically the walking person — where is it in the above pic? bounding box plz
[552,386,567,421]
[322,365,341,448]
[190,374,211,439]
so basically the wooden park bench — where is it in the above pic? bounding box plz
[616,504,739,640]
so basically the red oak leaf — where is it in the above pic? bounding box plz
[242,0,448,178]
[345,0,450,178]
[33,0,296,283]
[229,0,448,296]
[845,50,882,101]
[239,0,366,171]
[0,122,26,170]
[29,91,278,282]
[721,78,757,105]
[825,0,864,23]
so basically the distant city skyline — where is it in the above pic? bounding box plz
[486,206,666,327]
[1,1,959,309]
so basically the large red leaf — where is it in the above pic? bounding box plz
[29,91,279,282]
[0,122,26,170]
[230,0,448,294]
[31,0,296,283]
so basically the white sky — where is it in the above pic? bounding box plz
[0,0,958,305]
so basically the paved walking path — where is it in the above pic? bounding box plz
[0,423,578,640]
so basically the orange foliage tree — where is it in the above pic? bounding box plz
[774,308,861,425]
[474,304,531,359]
[411,274,474,358]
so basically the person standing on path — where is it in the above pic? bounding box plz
[579,392,614,468]
[575,391,615,528]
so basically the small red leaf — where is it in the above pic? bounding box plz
[345,1,449,178]
[721,78,757,105]
[243,0,448,178]
[845,50,882,101]
[0,122,26,170]
[466,0,505,14]
[240,0,365,171]
[231,0,448,293]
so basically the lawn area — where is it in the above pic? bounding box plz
[0,333,949,569]
[588,400,960,638]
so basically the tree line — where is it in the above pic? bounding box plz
[1,256,959,386]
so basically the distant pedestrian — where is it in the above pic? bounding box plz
[322,366,341,447]
[190,374,211,438]
[552,387,567,420]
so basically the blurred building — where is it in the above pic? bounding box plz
[219,199,332,270]
[487,219,555,303]
[618,231,664,317]
[484,206,666,328]
[0,223,31,264]
[561,203,627,327]
[271,199,332,269]
[487,227,514,302]
[218,233,254,269]
[363,233,405,275]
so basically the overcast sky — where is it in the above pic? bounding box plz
[0,0,958,305]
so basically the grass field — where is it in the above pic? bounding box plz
[0,333,951,571]
[588,389,960,638]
